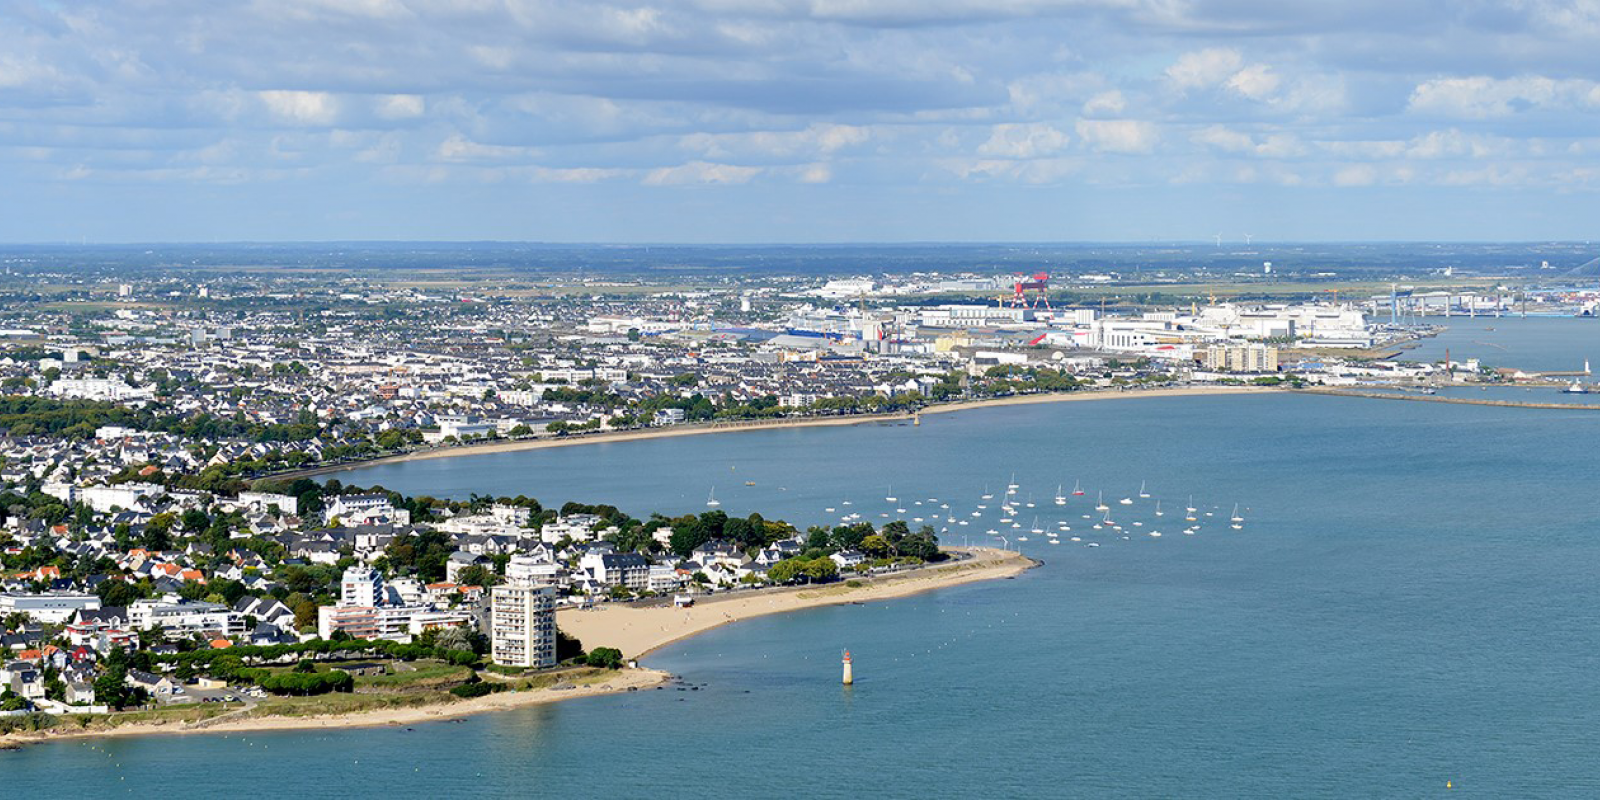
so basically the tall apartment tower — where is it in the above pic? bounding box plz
[491,581,557,668]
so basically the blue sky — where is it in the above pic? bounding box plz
[2,0,1598,243]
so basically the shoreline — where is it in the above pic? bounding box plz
[1,547,1034,750]
[0,666,670,749]
[557,546,1038,660]
[286,385,1281,479]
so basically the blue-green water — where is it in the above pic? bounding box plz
[9,393,1600,797]
[1403,316,1599,373]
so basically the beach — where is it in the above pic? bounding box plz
[557,546,1037,659]
[294,385,1279,478]
[1,547,1033,749]
[0,666,671,749]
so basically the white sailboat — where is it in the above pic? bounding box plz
[1054,485,1067,505]
[1095,491,1109,511]
[1186,495,1197,513]
[1230,503,1243,523]
[1154,500,1164,517]
[1138,481,1150,499]
[885,485,897,503]
[981,485,993,500]
[706,488,720,507]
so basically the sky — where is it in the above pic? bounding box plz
[2,0,1599,243]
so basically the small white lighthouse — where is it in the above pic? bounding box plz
[842,650,854,685]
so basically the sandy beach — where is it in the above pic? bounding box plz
[0,667,670,748]
[293,385,1280,478]
[558,546,1037,659]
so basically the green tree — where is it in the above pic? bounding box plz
[585,647,624,669]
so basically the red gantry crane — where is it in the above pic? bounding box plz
[1006,272,1052,309]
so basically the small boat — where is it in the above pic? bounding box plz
[1070,536,1081,542]
[1017,535,1028,541]
[1095,492,1109,511]
[1030,517,1044,534]
[1149,531,1162,538]
[1154,500,1164,517]
[981,485,993,500]
[1230,504,1244,523]
[1185,496,1197,513]
[1072,480,1085,496]
[744,481,756,486]
[1138,481,1150,499]
[971,511,982,517]
[1049,539,1060,545]
[1007,472,1019,490]
[1119,496,1133,506]
[1054,485,1067,505]
[825,507,835,513]
[1231,523,1243,530]
[706,488,720,507]
[885,485,897,503]
[1087,542,1100,547]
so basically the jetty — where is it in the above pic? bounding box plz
[1304,388,1600,411]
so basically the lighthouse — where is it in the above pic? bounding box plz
[842,650,854,685]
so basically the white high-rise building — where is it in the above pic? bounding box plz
[491,581,557,668]
[340,567,384,607]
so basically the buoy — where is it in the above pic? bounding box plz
[1447,781,1453,790]
[842,650,854,685]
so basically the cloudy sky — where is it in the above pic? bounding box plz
[3,0,1599,243]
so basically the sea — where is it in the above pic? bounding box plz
[7,317,1600,797]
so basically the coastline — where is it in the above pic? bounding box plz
[557,546,1038,659]
[0,547,1035,750]
[0,666,670,749]
[288,385,1281,479]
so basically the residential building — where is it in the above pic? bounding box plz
[490,580,556,668]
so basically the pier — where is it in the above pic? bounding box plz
[1304,388,1600,411]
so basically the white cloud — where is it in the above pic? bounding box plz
[977,123,1070,158]
[1082,90,1125,115]
[258,90,339,126]
[530,166,631,183]
[799,163,832,183]
[435,134,535,162]
[375,94,425,120]
[1165,48,1243,91]
[643,161,762,185]
[945,156,1080,184]
[1332,164,1377,187]
[1075,119,1157,153]
[1225,64,1279,101]
[1408,76,1600,118]
[1191,125,1253,152]
[680,123,871,160]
